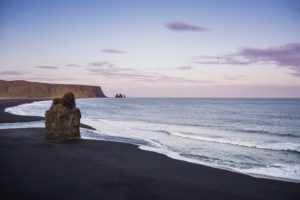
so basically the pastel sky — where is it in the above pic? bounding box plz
[0,0,300,97]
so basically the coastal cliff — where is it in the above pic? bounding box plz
[0,80,106,98]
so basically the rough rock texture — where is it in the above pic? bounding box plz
[0,80,106,98]
[45,92,81,139]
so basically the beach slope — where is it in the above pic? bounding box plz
[0,100,299,199]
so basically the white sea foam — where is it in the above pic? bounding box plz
[239,164,300,182]
[4,98,300,182]
[80,127,300,183]
[6,103,300,153]
[81,118,300,153]
[7,100,300,153]
[165,131,300,153]
[139,145,300,182]
[0,121,44,129]
[5,100,51,117]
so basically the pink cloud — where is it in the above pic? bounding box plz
[87,66,154,80]
[0,70,28,75]
[197,42,300,76]
[101,48,127,54]
[66,64,80,67]
[240,43,300,59]
[197,56,255,65]
[165,22,208,32]
[239,43,300,67]
[36,66,58,69]
[223,75,246,80]
[176,66,193,70]
[197,55,255,65]
[87,64,212,83]
[88,61,110,67]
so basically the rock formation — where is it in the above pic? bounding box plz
[115,93,126,98]
[0,80,106,98]
[45,92,81,139]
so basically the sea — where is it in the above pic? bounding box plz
[2,98,300,182]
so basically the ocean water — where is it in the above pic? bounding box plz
[4,98,300,182]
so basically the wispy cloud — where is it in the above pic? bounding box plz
[101,48,127,54]
[165,22,208,32]
[175,66,193,70]
[36,66,59,69]
[87,61,212,84]
[291,72,300,77]
[223,75,246,80]
[197,56,255,65]
[87,63,153,80]
[239,43,300,67]
[88,61,110,67]
[155,76,213,84]
[197,42,300,76]
[0,70,29,75]
[66,64,80,67]
[24,76,85,82]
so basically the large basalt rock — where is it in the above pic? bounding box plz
[45,92,81,139]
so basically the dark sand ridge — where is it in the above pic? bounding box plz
[0,99,299,199]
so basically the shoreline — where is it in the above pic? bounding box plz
[0,99,299,199]
[0,98,95,130]
[138,145,300,184]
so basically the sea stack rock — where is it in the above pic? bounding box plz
[45,92,81,139]
[115,93,126,98]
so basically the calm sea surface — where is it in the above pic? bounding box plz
[4,98,300,182]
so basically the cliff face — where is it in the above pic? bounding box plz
[0,80,106,98]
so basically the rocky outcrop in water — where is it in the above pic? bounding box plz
[115,93,126,98]
[45,92,81,139]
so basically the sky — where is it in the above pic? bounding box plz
[0,0,300,97]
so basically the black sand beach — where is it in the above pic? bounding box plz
[0,99,45,123]
[0,99,299,199]
[0,99,94,129]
